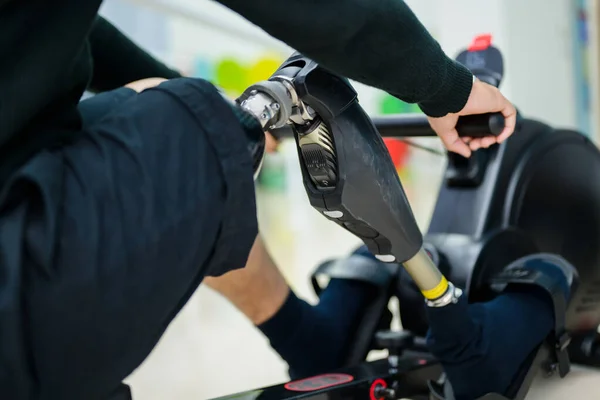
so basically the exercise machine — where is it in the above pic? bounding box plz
[214,35,600,399]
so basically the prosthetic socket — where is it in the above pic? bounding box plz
[236,53,460,307]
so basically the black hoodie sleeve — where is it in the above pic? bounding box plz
[87,16,182,92]
[217,0,473,117]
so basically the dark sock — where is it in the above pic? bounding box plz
[258,262,378,379]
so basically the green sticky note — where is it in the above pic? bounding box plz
[215,58,248,93]
[380,94,422,115]
[380,95,405,114]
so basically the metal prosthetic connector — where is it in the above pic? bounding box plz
[425,283,463,308]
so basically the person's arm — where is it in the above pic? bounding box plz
[87,16,181,92]
[216,0,472,117]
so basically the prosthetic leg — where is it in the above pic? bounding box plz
[237,54,459,304]
[236,48,579,399]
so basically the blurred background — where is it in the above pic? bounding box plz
[96,0,600,398]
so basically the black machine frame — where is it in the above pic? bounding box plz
[209,110,600,400]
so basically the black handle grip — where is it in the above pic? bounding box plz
[456,112,505,137]
[371,112,505,138]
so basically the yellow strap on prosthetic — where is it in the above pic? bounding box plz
[421,276,449,300]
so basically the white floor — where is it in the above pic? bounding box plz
[124,142,600,399]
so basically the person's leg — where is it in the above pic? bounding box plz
[78,86,139,126]
[81,79,381,379]
[3,78,259,399]
[204,236,381,378]
[204,236,289,325]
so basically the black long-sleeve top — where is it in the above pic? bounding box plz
[0,0,472,164]
[87,16,182,91]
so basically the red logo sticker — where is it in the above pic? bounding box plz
[284,373,354,392]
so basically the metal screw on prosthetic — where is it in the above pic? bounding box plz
[237,80,293,130]
[226,82,289,180]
